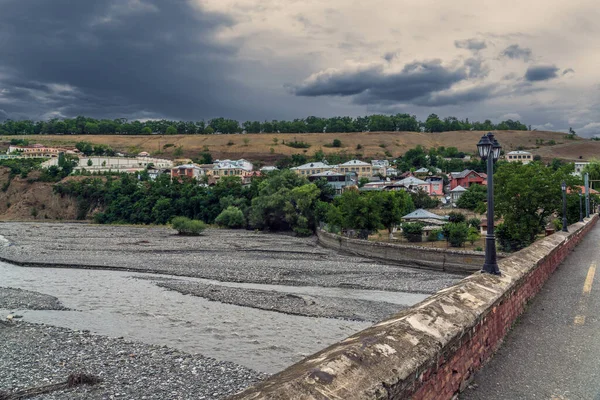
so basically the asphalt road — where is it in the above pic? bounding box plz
[462,223,600,400]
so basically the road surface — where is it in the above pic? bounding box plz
[462,223,600,400]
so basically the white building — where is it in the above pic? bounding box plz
[574,161,590,176]
[42,156,173,172]
[337,159,372,178]
[212,159,254,178]
[291,162,335,176]
[506,151,533,164]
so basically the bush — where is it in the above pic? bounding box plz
[285,140,311,149]
[448,211,466,223]
[427,229,441,242]
[467,218,481,229]
[402,222,424,242]
[215,206,245,228]
[171,216,206,236]
[442,222,469,247]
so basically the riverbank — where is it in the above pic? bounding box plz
[0,319,266,400]
[0,222,461,293]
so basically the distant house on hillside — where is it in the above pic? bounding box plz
[506,151,533,164]
[308,170,356,196]
[171,164,204,181]
[449,169,486,190]
[450,185,467,204]
[291,162,334,176]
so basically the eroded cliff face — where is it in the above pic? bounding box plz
[0,168,80,221]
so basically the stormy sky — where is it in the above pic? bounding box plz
[1,0,599,135]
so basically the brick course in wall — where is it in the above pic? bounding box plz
[231,215,597,400]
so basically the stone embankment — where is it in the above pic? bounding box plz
[232,215,598,400]
[317,229,506,273]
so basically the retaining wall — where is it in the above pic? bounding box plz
[231,215,598,400]
[317,229,505,273]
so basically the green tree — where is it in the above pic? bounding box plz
[87,159,93,167]
[495,162,579,251]
[173,146,184,157]
[456,184,487,210]
[402,222,424,242]
[443,222,469,247]
[376,191,414,238]
[215,206,246,228]
[332,138,342,148]
[142,127,152,134]
[166,125,177,135]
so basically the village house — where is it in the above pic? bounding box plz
[449,169,486,190]
[450,185,467,204]
[211,159,254,179]
[370,160,389,177]
[308,171,356,195]
[8,144,76,158]
[291,161,335,176]
[424,176,444,196]
[506,150,533,164]
[171,164,204,180]
[337,159,372,178]
[574,161,589,176]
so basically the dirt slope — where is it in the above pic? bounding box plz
[1,130,590,163]
[0,169,79,221]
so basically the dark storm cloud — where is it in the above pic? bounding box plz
[454,38,487,52]
[295,60,469,103]
[525,65,560,81]
[501,44,532,61]
[0,0,255,120]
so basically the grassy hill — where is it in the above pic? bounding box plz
[2,130,596,164]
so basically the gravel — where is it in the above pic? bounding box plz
[0,222,462,293]
[0,286,68,311]
[153,279,404,323]
[0,320,267,400]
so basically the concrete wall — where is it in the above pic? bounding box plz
[317,229,504,273]
[231,215,598,400]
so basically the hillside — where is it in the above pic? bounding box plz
[0,169,79,221]
[1,130,595,164]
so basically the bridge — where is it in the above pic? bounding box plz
[231,215,599,400]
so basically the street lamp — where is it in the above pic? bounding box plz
[477,132,501,275]
[561,181,568,232]
[579,192,583,222]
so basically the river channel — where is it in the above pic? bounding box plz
[0,262,428,374]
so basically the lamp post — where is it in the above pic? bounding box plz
[477,132,501,275]
[579,192,583,222]
[561,181,568,232]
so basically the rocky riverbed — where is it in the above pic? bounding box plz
[0,320,266,400]
[0,222,462,292]
[0,222,464,399]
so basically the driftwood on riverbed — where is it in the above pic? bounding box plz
[0,373,102,400]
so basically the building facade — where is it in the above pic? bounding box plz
[506,151,533,164]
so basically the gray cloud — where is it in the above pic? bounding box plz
[464,58,490,78]
[295,60,468,103]
[0,0,267,121]
[563,68,575,75]
[501,44,532,61]
[294,59,498,107]
[525,65,560,81]
[454,38,487,52]
[383,52,398,62]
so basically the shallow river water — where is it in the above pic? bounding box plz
[0,262,428,374]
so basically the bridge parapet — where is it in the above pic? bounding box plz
[231,215,598,400]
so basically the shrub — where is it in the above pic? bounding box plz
[427,229,441,242]
[171,216,206,236]
[467,227,480,245]
[227,140,235,146]
[468,217,481,229]
[286,140,311,149]
[442,222,469,247]
[448,211,466,223]
[332,139,342,148]
[356,144,363,150]
[402,222,424,242]
[215,206,245,228]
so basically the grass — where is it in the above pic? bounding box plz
[1,130,586,163]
